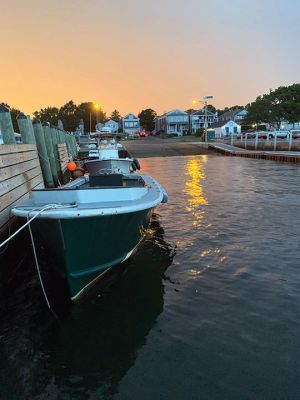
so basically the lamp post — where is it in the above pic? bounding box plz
[90,103,100,136]
[94,103,100,125]
[203,95,213,142]
[192,96,214,141]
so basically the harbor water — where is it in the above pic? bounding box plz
[1,154,300,399]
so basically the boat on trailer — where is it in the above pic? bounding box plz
[11,173,168,302]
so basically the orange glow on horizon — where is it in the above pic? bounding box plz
[1,1,298,117]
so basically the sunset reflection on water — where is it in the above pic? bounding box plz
[183,156,208,227]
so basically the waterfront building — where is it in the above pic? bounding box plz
[219,109,248,124]
[104,120,119,133]
[208,120,241,138]
[190,109,218,133]
[155,109,189,135]
[95,122,104,132]
[122,113,140,135]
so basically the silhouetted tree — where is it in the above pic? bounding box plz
[33,107,60,126]
[138,108,157,131]
[109,109,122,123]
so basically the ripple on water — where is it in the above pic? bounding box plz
[1,155,300,400]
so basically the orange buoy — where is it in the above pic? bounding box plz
[67,161,77,171]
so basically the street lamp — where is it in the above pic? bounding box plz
[192,96,214,141]
[203,96,213,143]
[94,103,100,124]
[90,103,101,136]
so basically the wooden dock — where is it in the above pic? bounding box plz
[0,105,79,237]
[209,143,300,163]
[0,144,44,233]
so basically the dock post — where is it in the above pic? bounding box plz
[65,133,72,159]
[245,133,248,149]
[0,104,16,144]
[274,133,277,151]
[32,119,55,187]
[288,133,293,151]
[17,113,36,144]
[50,125,62,180]
[57,119,64,130]
[72,135,78,158]
[42,122,59,186]
[255,133,258,150]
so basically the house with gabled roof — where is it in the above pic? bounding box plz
[208,120,241,138]
[190,109,218,133]
[155,109,189,135]
[219,109,248,124]
[105,119,119,133]
[122,113,140,135]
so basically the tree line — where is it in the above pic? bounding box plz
[245,84,300,128]
[2,84,300,134]
[1,100,158,133]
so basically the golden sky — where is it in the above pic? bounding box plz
[1,0,299,116]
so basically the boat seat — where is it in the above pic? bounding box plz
[89,174,123,187]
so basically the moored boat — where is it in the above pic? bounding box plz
[11,173,168,301]
[85,140,138,174]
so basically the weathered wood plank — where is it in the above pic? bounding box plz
[0,182,44,232]
[0,158,41,182]
[0,167,42,197]
[0,144,37,155]
[0,150,39,168]
[0,175,44,213]
[57,143,69,175]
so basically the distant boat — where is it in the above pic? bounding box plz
[85,139,139,174]
[11,173,168,302]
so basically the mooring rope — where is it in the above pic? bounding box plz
[0,203,77,311]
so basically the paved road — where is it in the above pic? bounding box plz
[121,136,214,158]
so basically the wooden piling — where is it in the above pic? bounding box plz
[32,119,54,188]
[0,105,16,144]
[49,125,60,178]
[17,113,35,144]
[42,122,59,185]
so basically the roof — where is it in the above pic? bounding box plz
[219,109,242,120]
[191,108,215,116]
[209,120,240,129]
[123,113,139,120]
[166,109,188,116]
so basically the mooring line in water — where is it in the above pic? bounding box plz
[0,203,77,312]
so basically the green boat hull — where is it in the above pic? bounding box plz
[32,208,153,300]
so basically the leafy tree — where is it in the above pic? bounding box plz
[185,109,197,115]
[206,104,216,113]
[58,100,78,131]
[246,84,300,128]
[110,109,122,123]
[33,107,60,126]
[217,105,243,115]
[138,108,157,132]
[76,102,107,133]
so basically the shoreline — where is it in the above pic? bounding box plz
[121,137,214,158]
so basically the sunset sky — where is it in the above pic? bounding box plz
[1,0,299,116]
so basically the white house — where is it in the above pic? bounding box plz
[122,113,140,135]
[155,109,189,135]
[104,119,119,133]
[208,120,241,138]
[190,109,218,133]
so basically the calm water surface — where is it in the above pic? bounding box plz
[1,155,300,400]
